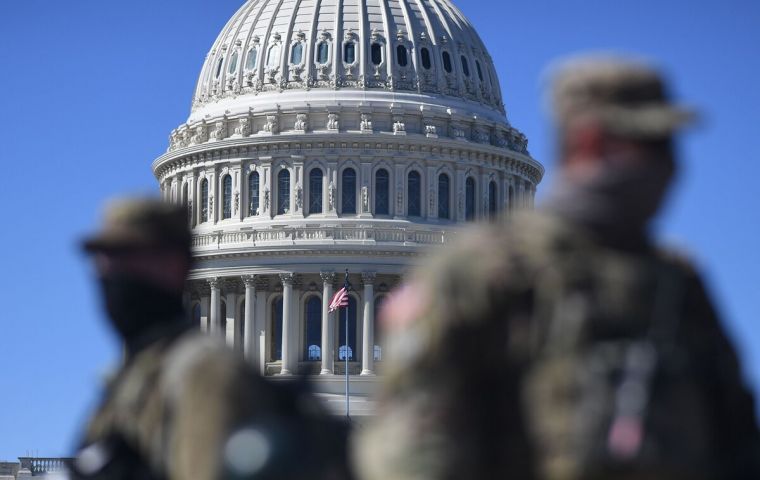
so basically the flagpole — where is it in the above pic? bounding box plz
[345,269,350,420]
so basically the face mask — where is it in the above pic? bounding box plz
[546,150,675,238]
[99,273,185,341]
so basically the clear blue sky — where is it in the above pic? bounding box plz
[0,0,758,460]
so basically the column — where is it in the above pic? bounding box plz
[208,277,221,336]
[361,272,376,375]
[279,273,294,375]
[320,271,336,374]
[255,279,269,375]
[243,275,257,365]
[225,286,238,349]
[199,292,210,332]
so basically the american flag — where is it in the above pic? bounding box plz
[329,272,352,312]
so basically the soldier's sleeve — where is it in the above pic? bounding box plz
[354,229,535,480]
[681,268,760,477]
[161,338,262,480]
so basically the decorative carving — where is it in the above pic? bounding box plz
[361,186,369,212]
[393,120,406,134]
[360,114,372,133]
[263,186,270,212]
[319,271,336,284]
[192,121,209,144]
[328,181,336,210]
[294,113,308,131]
[243,275,257,288]
[209,195,214,216]
[234,117,251,137]
[212,119,227,141]
[263,115,279,134]
[295,183,303,210]
[361,271,376,285]
[234,192,239,213]
[207,277,221,289]
[429,188,435,212]
[397,190,403,212]
[279,273,295,285]
[425,125,437,137]
[327,113,339,131]
[458,189,464,215]
[451,123,467,140]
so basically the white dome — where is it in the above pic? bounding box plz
[191,0,507,125]
[153,0,543,381]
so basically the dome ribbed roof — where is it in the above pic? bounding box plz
[191,0,507,123]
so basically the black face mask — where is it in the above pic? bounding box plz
[99,273,185,342]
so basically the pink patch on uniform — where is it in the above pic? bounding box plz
[380,284,429,331]
[607,416,644,460]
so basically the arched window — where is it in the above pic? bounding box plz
[373,295,386,361]
[248,171,260,216]
[304,296,322,361]
[476,60,484,82]
[461,56,470,77]
[317,42,329,64]
[192,303,201,329]
[420,47,431,70]
[220,301,227,340]
[396,45,408,67]
[270,297,283,361]
[277,169,290,215]
[222,175,232,219]
[343,42,355,64]
[407,171,421,217]
[438,173,450,220]
[267,44,280,68]
[465,177,475,221]
[239,301,246,352]
[215,57,224,78]
[375,169,389,215]
[371,43,383,65]
[341,168,356,215]
[508,185,515,213]
[309,168,323,215]
[290,43,303,64]
[228,50,239,74]
[338,296,357,361]
[442,51,452,73]
[245,48,258,70]
[200,178,209,222]
[488,181,498,219]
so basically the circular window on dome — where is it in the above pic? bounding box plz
[420,47,431,70]
[396,45,408,67]
[215,56,224,79]
[317,42,329,64]
[442,51,452,73]
[228,51,239,75]
[343,42,356,64]
[290,43,303,64]
[371,43,383,66]
[245,48,258,70]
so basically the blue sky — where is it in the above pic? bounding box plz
[0,0,758,460]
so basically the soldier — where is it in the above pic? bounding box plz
[355,57,760,480]
[71,198,352,480]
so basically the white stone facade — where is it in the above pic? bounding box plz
[152,0,543,382]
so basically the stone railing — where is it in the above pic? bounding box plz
[18,457,72,475]
[191,225,453,251]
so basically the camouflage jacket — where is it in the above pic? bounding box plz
[355,211,760,480]
[75,329,278,480]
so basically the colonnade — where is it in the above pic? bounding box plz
[189,271,386,376]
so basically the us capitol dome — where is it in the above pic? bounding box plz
[152,0,543,402]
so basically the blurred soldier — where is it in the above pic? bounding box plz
[72,198,352,480]
[355,57,760,480]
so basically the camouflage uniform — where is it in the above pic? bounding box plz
[73,198,353,480]
[355,58,760,480]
